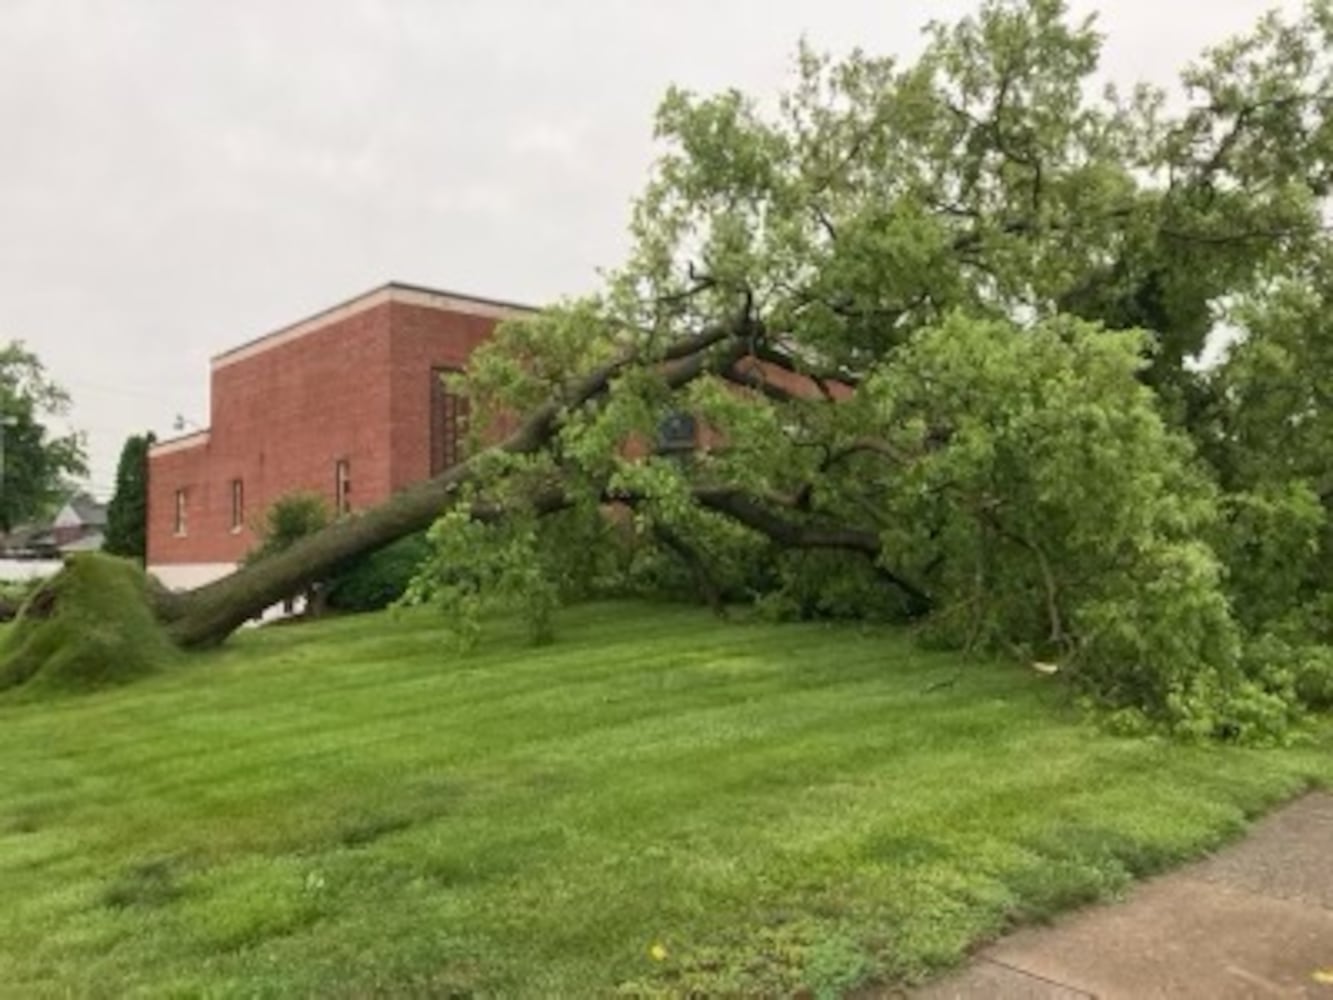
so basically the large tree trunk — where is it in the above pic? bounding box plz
[163,469,516,645]
[160,322,752,647]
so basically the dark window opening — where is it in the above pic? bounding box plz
[431,368,471,474]
[230,478,244,532]
[335,459,351,515]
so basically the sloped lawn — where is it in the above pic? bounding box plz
[1,602,1329,996]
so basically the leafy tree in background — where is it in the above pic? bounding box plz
[103,432,155,560]
[245,492,330,564]
[0,342,86,533]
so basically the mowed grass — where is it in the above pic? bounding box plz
[1,603,1330,997]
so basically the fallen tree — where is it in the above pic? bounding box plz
[154,319,756,647]
[8,0,1333,738]
[7,309,923,653]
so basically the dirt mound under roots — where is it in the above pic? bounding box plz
[0,554,179,695]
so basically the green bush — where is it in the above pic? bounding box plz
[245,492,330,564]
[244,492,332,616]
[326,534,431,613]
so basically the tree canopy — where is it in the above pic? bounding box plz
[104,432,155,560]
[400,0,1333,739]
[0,342,86,533]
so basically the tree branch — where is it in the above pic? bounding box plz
[650,522,728,617]
[169,317,753,646]
[691,486,933,616]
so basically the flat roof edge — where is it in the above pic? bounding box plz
[149,429,211,457]
[384,280,539,315]
[210,281,541,371]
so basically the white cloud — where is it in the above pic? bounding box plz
[508,120,589,167]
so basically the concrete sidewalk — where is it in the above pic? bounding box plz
[914,793,1333,999]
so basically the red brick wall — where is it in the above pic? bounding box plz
[148,303,396,566]
[145,288,841,572]
[146,294,519,569]
[386,301,502,491]
[146,436,221,562]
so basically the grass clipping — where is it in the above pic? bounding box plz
[0,554,179,695]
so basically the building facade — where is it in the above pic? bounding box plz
[146,282,532,589]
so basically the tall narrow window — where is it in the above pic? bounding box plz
[230,478,244,532]
[431,368,470,474]
[173,488,187,536]
[335,459,351,515]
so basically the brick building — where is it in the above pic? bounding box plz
[147,282,533,589]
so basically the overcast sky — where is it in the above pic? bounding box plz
[0,0,1302,495]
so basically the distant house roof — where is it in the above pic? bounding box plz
[53,493,108,530]
[210,281,539,372]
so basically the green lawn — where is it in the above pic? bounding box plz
[1,603,1329,997]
